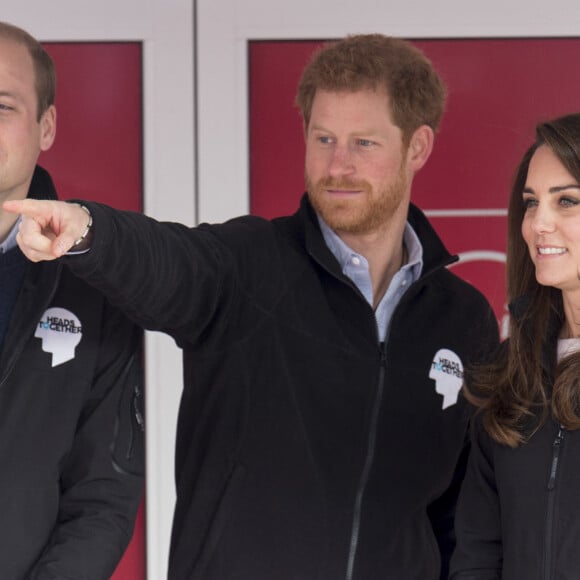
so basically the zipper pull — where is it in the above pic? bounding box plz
[547,427,565,491]
[133,384,145,432]
[379,342,386,367]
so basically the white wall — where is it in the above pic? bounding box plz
[5,0,580,577]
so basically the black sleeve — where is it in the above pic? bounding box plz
[28,303,145,580]
[448,416,502,580]
[63,201,250,347]
[427,435,470,580]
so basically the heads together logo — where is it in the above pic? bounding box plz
[429,348,464,410]
[35,307,83,367]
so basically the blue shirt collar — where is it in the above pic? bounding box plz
[317,213,423,280]
[317,213,423,342]
[0,216,21,254]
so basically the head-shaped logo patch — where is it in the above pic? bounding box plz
[429,348,464,410]
[35,307,83,367]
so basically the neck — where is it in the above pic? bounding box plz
[561,292,580,338]
[371,241,407,309]
[561,322,580,340]
[341,228,407,309]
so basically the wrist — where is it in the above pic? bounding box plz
[69,203,93,253]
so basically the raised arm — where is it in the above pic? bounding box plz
[4,197,262,348]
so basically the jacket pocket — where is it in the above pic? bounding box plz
[111,356,145,477]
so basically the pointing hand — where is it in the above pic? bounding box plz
[3,199,92,261]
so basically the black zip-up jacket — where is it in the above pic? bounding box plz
[0,167,145,580]
[66,194,499,580]
[450,331,580,580]
[449,415,580,580]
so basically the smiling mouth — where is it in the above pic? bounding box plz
[537,247,567,255]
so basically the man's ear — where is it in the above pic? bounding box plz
[406,125,434,172]
[39,105,57,152]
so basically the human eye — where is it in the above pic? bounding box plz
[522,196,537,210]
[355,138,375,147]
[316,134,334,145]
[559,195,580,208]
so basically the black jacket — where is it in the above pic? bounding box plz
[0,167,145,580]
[450,337,580,580]
[67,194,499,580]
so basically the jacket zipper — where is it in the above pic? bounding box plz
[345,344,387,580]
[544,426,565,580]
[126,383,145,460]
[306,239,453,579]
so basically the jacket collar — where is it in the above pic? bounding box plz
[1,166,56,253]
[0,166,62,378]
[296,193,457,280]
[29,165,59,202]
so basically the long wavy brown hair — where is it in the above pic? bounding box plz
[466,113,580,447]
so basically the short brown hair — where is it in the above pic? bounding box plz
[0,21,56,120]
[295,34,447,144]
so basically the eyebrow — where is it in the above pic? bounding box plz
[0,90,18,99]
[309,123,380,135]
[523,184,580,194]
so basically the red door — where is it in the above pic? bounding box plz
[41,42,145,580]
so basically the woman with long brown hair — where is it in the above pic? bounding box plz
[450,112,580,579]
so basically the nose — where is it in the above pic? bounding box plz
[328,144,355,179]
[529,203,556,234]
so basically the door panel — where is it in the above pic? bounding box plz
[41,41,145,580]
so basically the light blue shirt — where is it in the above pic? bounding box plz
[318,215,423,342]
[0,216,20,254]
